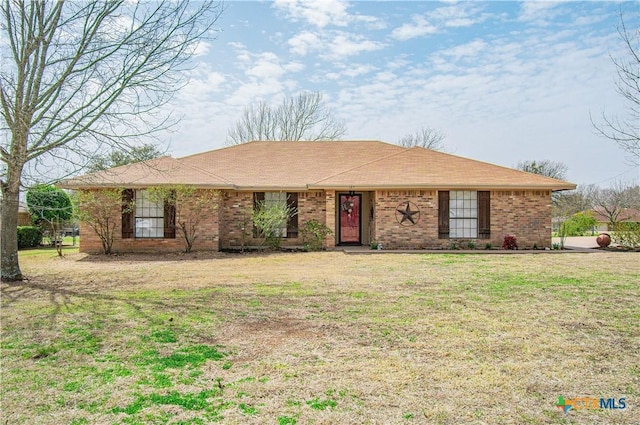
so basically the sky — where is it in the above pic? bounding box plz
[160,0,640,187]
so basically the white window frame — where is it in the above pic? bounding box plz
[449,190,478,238]
[135,190,164,238]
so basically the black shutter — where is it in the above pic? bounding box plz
[438,191,450,239]
[478,191,490,239]
[253,192,265,237]
[164,190,176,239]
[122,189,134,239]
[286,192,298,238]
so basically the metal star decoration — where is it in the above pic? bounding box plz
[395,201,420,226]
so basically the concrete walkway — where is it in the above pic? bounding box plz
[341,239,605,254]
[551,236,600,249]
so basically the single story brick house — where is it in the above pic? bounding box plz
[61,141,575,252]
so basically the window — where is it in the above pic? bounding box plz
[439,190,490,239]
[253,192,299,238]
[449,191,477,238]
[135,190,164,238]
[265,192,288,237]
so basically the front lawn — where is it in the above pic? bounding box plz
[1,251,638,424]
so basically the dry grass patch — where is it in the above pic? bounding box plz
[1,251,639,424]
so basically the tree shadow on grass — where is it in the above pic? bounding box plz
[0,277,179,330]
[74,249,289,263]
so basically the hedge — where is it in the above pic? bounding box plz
[17,226,43,249]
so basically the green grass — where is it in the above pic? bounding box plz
[1,251,638,424]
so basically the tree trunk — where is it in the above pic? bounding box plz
[2,131,27,281]
[1,186,23,281]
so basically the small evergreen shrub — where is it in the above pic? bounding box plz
[17,226,43,249]
[301,219,333,251]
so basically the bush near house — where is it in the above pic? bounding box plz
[17,226,43,249]
[301,219,333,251]
[502,235,518,250]
[560,212,597,237]
[611,222,640,248]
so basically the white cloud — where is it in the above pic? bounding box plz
[391,16,438,41]
[438,39,488,61]
[518,2,563,24]
[246,52,285,80]
[226,52,305,107]
[325,32,385,59]
[391,3,490,40]
[288,31,322,56]
[287,29,384,60]
[325,64,377,81]
[273,0,351,28]
[192,41,211,57]
[273,0,385,29]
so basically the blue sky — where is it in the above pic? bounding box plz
[162,1,640,187]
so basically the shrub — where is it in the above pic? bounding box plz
[503,235,518,250]
[252,199,296,249]
[301,219,332,251]
[611,222,640,248]
[484,242,492,250]
[559,212,597,237]
[466,241,476,249]
[17,226,43,249]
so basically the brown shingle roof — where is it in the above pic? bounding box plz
[60,141,576,191]
[310,146,575,190]
[61,156,233,188]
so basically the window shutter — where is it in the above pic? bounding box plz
[164,190,176,239]
[478,191,490,239]
[122,189,134,239]
[253,192,265,238]
[286,192,298,238]
[438,191,450,239]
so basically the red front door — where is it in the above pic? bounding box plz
[339,194,361,244]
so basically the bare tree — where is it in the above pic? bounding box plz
[73,188,133,255]
[516,160,569,180]
[147,185,220,253]
[590,180,640,226]
[226,92,347,145]
[87,144,165,173]
[397,127,446,150]
[0,0,223,281]
[591,11,640,165]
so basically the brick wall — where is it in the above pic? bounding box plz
[79,189,221,254]
[490,190,551,249]
[372,189,552,249]
[325,190,336,248]
[218,190,326,250]
[374,190,439,249]
[79,188,552,253]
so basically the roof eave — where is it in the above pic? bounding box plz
[307,183,577,191]
[58,182,237,190]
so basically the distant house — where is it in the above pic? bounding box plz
[18,202,31,226]
[60,141,575,252]
[590,207,640,232]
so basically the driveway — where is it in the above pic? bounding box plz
[552,236,600,249]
